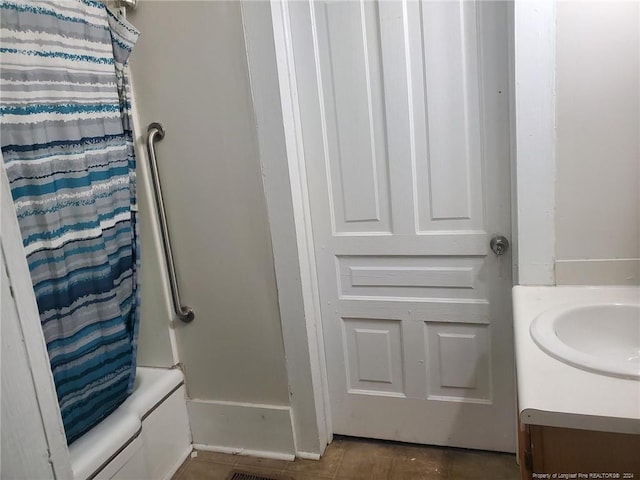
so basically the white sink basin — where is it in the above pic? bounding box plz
[530,302,640,380]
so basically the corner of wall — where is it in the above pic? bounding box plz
[513,0,556,286]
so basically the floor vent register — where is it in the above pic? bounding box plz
[226,470,292,480]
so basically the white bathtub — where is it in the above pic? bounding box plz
[69,367,192,480]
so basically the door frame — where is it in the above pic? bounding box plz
[267,0,333,450]
[242,0,334,457]
[244,0,556,457]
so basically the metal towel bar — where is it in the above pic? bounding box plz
[145,123,195,323]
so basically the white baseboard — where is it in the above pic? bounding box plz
[192,444,295,462]
[555,258,640,285]
[186,399,295,457]
[296,451,321,461]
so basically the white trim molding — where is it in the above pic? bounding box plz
[192,445,294,463]
[513,0,556,285]
[241,0,331,457]
[270,0,332,450]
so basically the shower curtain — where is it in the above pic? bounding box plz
[0,0,140,444]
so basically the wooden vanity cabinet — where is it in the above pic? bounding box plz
[519,422,640,480]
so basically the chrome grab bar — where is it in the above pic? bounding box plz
[145,123,195,323]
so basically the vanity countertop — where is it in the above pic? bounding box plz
[513,285,640,434]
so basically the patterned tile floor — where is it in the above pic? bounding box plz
[172,436,520,480]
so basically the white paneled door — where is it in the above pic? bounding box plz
[285,0,515,451]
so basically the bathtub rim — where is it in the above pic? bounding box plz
[68,366,185,480]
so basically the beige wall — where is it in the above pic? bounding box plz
[128,2,290,404]
[555,1,640,284]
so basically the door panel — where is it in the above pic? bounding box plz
[337,255,486,300]
[425,323,492,402]
[344,318,405,396]
[415,2,484,230]
[320,1,391,233]
[287,0,515,451]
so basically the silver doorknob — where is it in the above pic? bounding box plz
[490,235,509,256]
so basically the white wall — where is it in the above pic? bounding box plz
[555,1,640,285]
[128,1,293,454]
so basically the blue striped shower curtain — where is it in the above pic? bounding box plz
[0,0,140,444]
